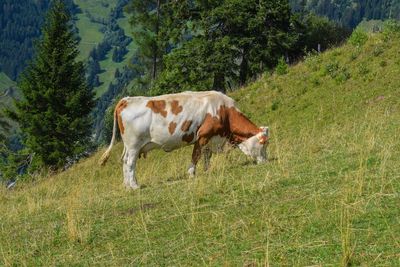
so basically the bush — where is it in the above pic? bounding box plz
[271,100,279,111]
[324,61,339,78]
[275,57,288,75]
[323,61,350,83]
[348,28,368,47]
[358,63,369,76]
[382,19,400,40]
[335,68,350,83]
[372,46,384,57]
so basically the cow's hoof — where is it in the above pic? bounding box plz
[187,168,195,178]
[125,184,140,190]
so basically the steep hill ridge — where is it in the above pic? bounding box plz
[1,32,399,266]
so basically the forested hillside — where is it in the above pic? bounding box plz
[290,0,400,28]
[0,0,79,81]
[0,0,49,80]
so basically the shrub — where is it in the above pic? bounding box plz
[271,100,280,111]
[382,19,400,38]
[304,51,321,71]
[373,46,384,57]
[324,61,339,78]
[335,68,351,83]
[348,29,368,47]
[275,57,288,75]
[358,63,369,76]
[323,61,350,83]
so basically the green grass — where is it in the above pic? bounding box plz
[96,40,137,97]
[93,13,138,98]
[0,72,15,93]
[1,33,400,266]
[0,72,17,109]
[74,0,117,60]
[73,0,138,98]
[75,13,104,61]
[74,0,115,19]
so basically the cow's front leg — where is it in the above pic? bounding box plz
[188,142,202,177]
[203,147,212,172]
[124,149,140,190]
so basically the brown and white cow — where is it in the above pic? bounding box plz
[100,91,269,189]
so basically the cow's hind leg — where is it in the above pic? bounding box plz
[188,142,202,177]
[124,148,140,190]
[203,147,212,172]
[123,149,129,186]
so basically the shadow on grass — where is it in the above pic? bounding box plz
[120,202,158,216]
[166,174,189,183]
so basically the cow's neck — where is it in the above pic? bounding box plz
[226,107,261,143]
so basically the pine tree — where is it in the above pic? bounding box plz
[126,0,168,82]
[13,0,94,168]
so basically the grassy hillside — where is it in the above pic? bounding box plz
[74,0,116,60]
[0,72,15,93]
[0,72,17,110]
[1,32,399,266]
[73,0,137,98]
[0,72,15,95]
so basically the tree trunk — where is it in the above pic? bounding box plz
[212,72,225,93]
[152,0,161,81]
[239,48,248,86]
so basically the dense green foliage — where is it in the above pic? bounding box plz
[12,1,94,168]
[290,0,400,28]
[0,0,78,81]
[125,0,169,90]
[155,0,295,93]
[1,27,400,265]
[0,0,49,80]
[127,0,349,95]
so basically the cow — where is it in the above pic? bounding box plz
[100,91,269,189]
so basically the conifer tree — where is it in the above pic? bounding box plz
[126,0,169,83]
[13,0,94,168]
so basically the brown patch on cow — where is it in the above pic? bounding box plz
[146,100,167,117]
[180,120,192,132]
[196,105,262,146]
[168,121,177,135]
[170,100,183,115]
[182,132,194,143]
[115,99,128,134]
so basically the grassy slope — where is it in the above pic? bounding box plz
[0,72,15,93]
[73,0,137,98]
[74,0,114,61]
[0,72,16,111]
[1,33,399,266]
[94,15,138,97]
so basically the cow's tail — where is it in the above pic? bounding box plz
[99,108,118,166]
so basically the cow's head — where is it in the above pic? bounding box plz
[238,126,269,164]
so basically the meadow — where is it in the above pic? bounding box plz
[1,32,399,266]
